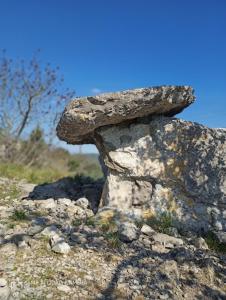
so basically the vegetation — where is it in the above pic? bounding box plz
[11,209,28,221]
[0,50,74,139]
[0,131,102,184]
[204,231,226,253]
[0,52,102,185]
[104,231,121,249]
[0,181,21,203]
[146,212,173,234]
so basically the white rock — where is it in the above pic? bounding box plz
[40,225,59,238]
[57,284,71,293]
[0,286,10,300]
[141,224,155,236]
[17,240,28,248]
[52,241,71,254]
[118,222,140,242]
[57,198,72,206]
[75,197,89,209]
[152,232,183,248]
[0,279,7,288]
[215,231,226,244]
[35,198,56,209]
[50,234,64,247]
[192,237,209,250]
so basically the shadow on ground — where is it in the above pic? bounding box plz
[26,176,104,213]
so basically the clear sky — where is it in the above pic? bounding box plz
[0,0,225,153]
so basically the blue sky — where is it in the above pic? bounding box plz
[0,0,225,153]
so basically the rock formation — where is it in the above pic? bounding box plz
[57,86,194,144]
[57,85,226,234]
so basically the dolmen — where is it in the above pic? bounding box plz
[57,86,226,235]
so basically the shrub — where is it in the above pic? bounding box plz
[11,209,28,221]
[146,212,173,234]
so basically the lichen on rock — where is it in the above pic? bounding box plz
[56,85,226,235]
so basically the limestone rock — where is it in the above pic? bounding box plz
[57,198,72,206]
[39,225,59,238]
[52,241,71,254]
[0,286,10,300]
[50,234,64,247]
[214,231,226,244]
[57,285,71,293]
[75,197,89,209]
[192,237,209,250]
[56,86,194,144]
[118,222,140,242]
[0,279,10,300]
[151,232,184,248]
[96,116,226,233]
[0,279,7,288]
[141,224,155,236]
[35,198,56,209]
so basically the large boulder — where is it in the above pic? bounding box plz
[56,85,226,234]
[56,86,194,144]
[94,116,226,232]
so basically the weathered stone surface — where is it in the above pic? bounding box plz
[56,86,194,144]
[151,232,184,248]
[192,237,209,250]
[52,241,71,254]
[118,222,140,242]
[141,224,155,236]
[96,116,226,233]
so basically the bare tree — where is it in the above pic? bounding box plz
[0,49,75,140]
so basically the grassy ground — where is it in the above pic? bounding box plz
[0,154,102,184]
[0,162,67,184]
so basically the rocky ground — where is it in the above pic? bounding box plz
[0,177,226,300]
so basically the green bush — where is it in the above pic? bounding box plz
[11,209,28,221]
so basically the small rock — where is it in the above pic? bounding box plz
[152,243,170,253]
[192,237,209,250]
[166,227,179,237]
[17,240,29,248]
[159,294,169,299]
[27,239,39,249]
[0,279,7,288]
[70,232,87,244]
[39,225,59,238]
[141,224,155,236]
[57,284,71,293]
[35,198,56,209]
[151,232,183,248]
[52,241,71,254]
[214,231,226,244]
[31,217,48,226]
[12,234,29,247]
[213,221,223,231]
[50,234,64,247]
[57,198,72,206]
[0,286,10,300]
[118,222,140,243]
[0,279,10,300]
[28,225,44,236]
[61,224,73,234]
[75,197,89,209]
